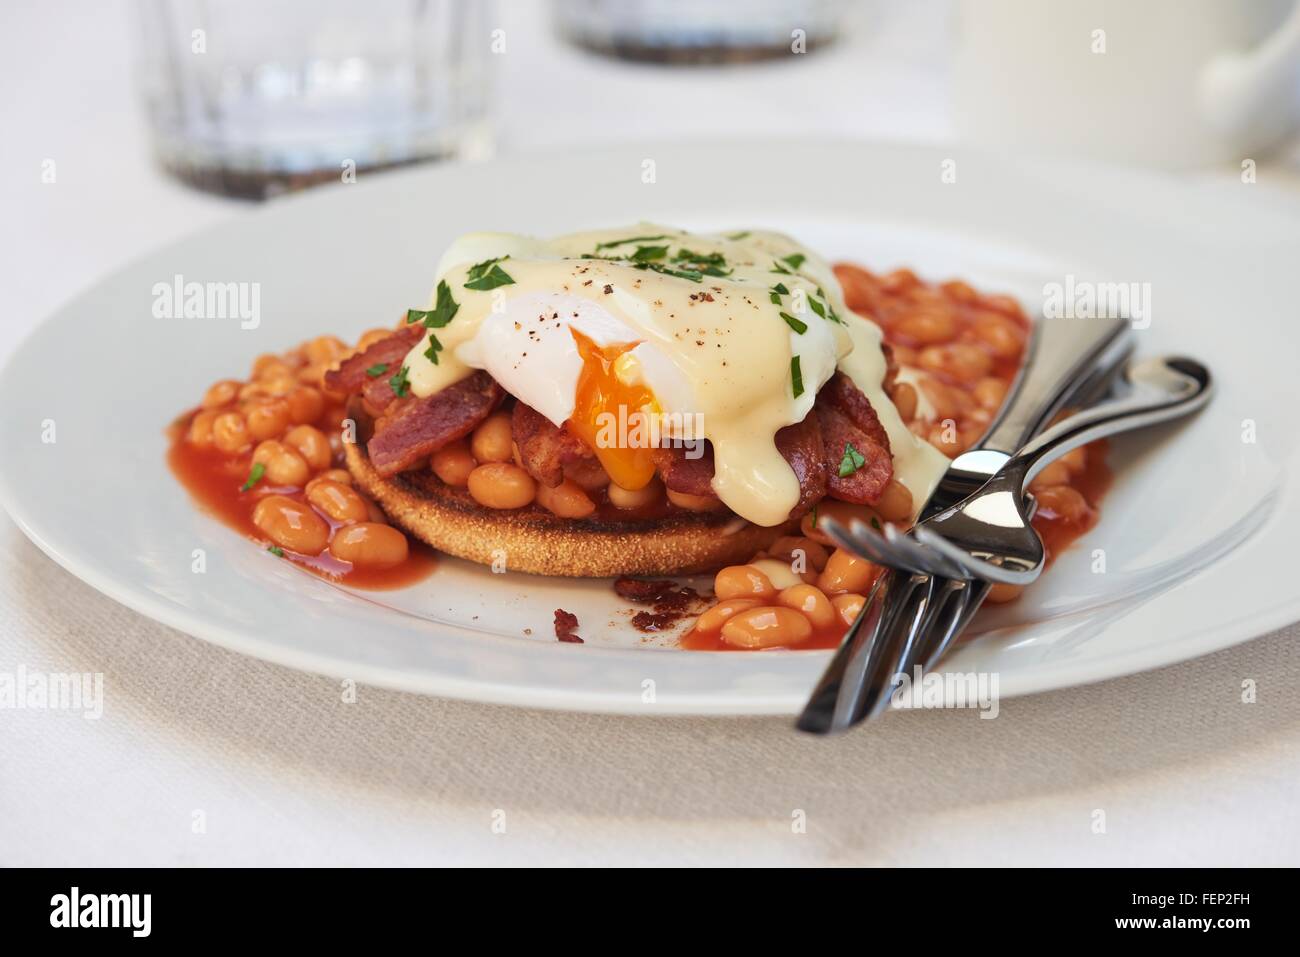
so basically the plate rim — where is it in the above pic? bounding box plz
[2,138,1297,715]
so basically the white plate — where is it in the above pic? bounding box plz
[2,141,1297,714]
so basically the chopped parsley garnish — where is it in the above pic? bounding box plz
[464,257,515,291]
[771,260,792,275]
[672,248,730,277]
[770,281,790,305]
[632,261,705,282]
[389,365,411,397]
[594,234,670,250]
[726,230,750,240]
[781,253,807,271]
[240,462,265,492]
[406,280,459,328]
[814,287,842,323]
[365,363,389,378]
[790,355,804,398]
[424,334,443,364]
[267,545,285,558]
[838,442,866,477]
[780,311,807,334]
[630,244,669,262]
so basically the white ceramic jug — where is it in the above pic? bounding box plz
[953,0,1300,168]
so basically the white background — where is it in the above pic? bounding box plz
[2,0,1299,865]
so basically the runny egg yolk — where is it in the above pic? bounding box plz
[566,329,660,491]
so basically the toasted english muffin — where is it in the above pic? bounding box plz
[344,441,793,577]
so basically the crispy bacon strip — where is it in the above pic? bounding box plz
[323,325,424,395]
[368,371,503,477]
[651,443,715,498]
[817,373,894,504]
[512,403,594,488]
[774,415,828,518]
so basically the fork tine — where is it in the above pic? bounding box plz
[881,522,972,578]
[823,518,930,574]
[910,524,1041,585]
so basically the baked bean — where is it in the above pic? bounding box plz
[319,468,352,485]
[253,440,310,487]
[973,377,1009,411]
[1033,485,1091,524]
[832,593,866,626]
[306,478,368,524]
[890,344,918,366]
[305,335,346,365]
[694,598,761,633]
[535,479,596,519]
[608,478,663,509]
[470,412,513,463]
[329,522,409,569]
[874,479,914,523]
[1029,461,1071,491]
[564,459,611,492]
[881,268,919,293]
[467,463,536,509]
[666,488,724,511]
[255,358,294,383]
[896,307,956,344]
[971,312,1025,359]
[1059,446,1087,473]
[212,412,251,454]
[286,386,325,425]
[714,564,777,601]
[766,535,829,572]
[891,381,918,422]
[202,380,240,409]
[919,343,993,383]
[284,424,332,470]
[940,279,978,303]
[721,606,812,649]
[927,420,971,456]
[799,500,878,546]
[296,363,328,387]
[431,440,476,487]
[986,582,1024,604]
[261,374,297,397]
[981,294,1023,318]
[749,558,803,591]
[246,398,291,441]
[918,378,963,420]
[252,495,329,555]
[187,410,218,447]
[777,584,836,630]
[818,548,877,595]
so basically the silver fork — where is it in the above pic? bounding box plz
[842,356,1214,585]
[797,314,1133,734]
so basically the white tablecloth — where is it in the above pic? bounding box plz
[3,0,1298,866]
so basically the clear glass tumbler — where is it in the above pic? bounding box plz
[135,0,493,199]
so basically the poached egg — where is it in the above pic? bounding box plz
[402,225,948,527]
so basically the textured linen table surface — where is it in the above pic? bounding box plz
[2,0,1298,866]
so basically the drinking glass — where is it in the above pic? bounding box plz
[135,0,494,198]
